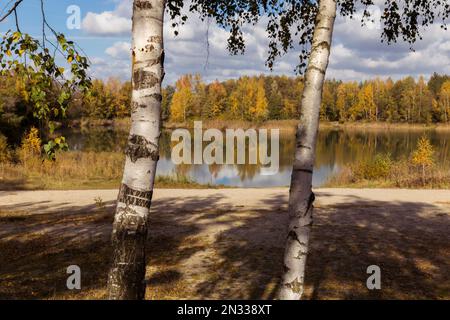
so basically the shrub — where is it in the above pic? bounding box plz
[19,127,42,169]
[353,153,393,180]
[20,127,41,155]
[0,134,10,163]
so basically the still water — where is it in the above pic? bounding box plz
[64,127,450,187]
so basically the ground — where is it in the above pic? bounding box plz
[0,188,449,300]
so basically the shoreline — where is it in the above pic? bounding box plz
[67,118,450,131]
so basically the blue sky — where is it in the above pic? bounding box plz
[1,0,450,85]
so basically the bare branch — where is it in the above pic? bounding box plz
[0,0,23,23]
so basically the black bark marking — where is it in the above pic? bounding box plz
[307,192,315,214]
[134,0,153,10]
[313,41,330,52]
[285,277,303,294]
[144,44,155,53]
[107,206,148,299]
[295,249,307,259]
[287,231,307,246]
[308,65,326,75]
[131,102,142,113]
[296,143,311,150]
[148,35,162,44]
[117,183,153,209]
[125,134,159,162]
[293,168,313,174]
[133,69,159,90]
[160,50,165,65]
[146,57,160,67]
[146,51,164,67]
[148,93,162,102]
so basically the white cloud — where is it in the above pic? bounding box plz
[105,41,131,59]
[86,1,450,83]
[82,11,131,35]
[89,57,131,80]
[82,0,132,36]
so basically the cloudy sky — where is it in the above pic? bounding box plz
[2,0,450,85]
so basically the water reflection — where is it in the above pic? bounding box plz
[63,127,450,187]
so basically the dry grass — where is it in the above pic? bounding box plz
[75,118,450,132]
[319,121,450,131]
[0,196,448,300]
[163,119,299,132]
[0,151,214,190]
[325,159,450,189]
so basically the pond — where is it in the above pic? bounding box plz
[63,127,450,187]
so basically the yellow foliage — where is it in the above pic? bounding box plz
[439,80,450,122]
[19,127,42,168]
[21,127,41,155]
[207,81,227,117]
[411,136,434,185]
[170,75,194,122]
[282,99,296,119]
[411,136,434,167]
[249,79,268,121]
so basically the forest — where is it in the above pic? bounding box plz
[1,72,450,144]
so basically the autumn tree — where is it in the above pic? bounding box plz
[411,136,434,185]
[438,80,450,122]
[336,82,359,121]
[206,80,228,118]
[354,82,376,121]
[250,78,269,121]
[169,74,194,122]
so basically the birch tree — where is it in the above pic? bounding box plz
[278,0,336,299]
[187,0,450,300]
[107,0,166,300]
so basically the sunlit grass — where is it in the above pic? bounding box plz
[0,151,215,190]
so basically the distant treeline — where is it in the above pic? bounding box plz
[79,73,450,123]
[1,73,450,141]
[163,73,450,124]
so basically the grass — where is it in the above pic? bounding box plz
[0,151,216,190]
[163,119,300,133]
[325,158,450,189]
[320,121,450,131]
[72,118,450,132]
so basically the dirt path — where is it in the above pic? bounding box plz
[0,188,449,299]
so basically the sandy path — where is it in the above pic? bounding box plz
[0,188,449,214]
[1,188,449,213]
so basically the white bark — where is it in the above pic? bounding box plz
[278,0,337,300]
[107,0,165,300]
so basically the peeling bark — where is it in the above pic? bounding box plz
[278,0,337,300]
[107,0,165,300]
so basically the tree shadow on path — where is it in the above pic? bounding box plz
[0,191,448,299]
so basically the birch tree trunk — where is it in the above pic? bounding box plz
[107,0,165,300]
[278,0,336,300]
